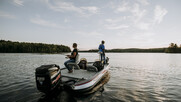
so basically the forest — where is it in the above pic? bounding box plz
[0,40,71,53]
[165,43,181,53]
[82,48,166,53]
[1,40,181,53]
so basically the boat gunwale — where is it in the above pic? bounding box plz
[74,68,108,86]
[73,71,110,94]
[73,64,109,90]
[60,64,109,91]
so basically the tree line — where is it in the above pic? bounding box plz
[165,43,181,53]
[0,40,71,53]
[1,40,180,53]
[81,43,181,53]
[81,48,166,53]
[107,48,166,53]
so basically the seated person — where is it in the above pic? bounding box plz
[64,43,78,73]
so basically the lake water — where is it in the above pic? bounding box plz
[0,53,181,102]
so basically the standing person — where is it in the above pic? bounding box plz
[98,40,106,63]
[64,43,78,73]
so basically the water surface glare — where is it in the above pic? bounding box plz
[0,53,181,102]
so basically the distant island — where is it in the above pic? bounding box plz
[0,40,181,53]
[82,48,166,53]
[0,40,71,53]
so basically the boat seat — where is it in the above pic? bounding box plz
[67,54,80,70]
[87,65,98,72]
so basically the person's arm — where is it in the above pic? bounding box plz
[67,52,76,58]
[68,49,77,58]
[70,52,76,58]
[66,54,70,56]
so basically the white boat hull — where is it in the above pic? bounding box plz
[61,64,110,93]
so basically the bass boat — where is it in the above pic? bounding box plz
[35,55,110,95]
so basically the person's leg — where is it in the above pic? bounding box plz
[64,59,75,71]
[68,59,75,71]
[103,54,106,64]
[101,54,103,61]
[64,60,69,68]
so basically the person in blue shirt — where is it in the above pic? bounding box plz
[64,43,78,73]
[98,40,106,63]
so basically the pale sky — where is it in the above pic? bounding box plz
[0,0,181,50]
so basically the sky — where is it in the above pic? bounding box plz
[0,0,181,50]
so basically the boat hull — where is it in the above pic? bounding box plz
[61,64,110,95]
[73,71,110,95]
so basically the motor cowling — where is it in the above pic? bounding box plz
[93,61,104,71]
[35,64,61,93]
[78,58,87,70]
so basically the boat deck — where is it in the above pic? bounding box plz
[61,68,97,79]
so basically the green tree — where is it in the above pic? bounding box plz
[0,40,71,53]
[165,43,181,53]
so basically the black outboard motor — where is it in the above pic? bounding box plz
[93,57,109,71]
[78,58,87,70]
[93,61,104,71]
[35,64,61,93]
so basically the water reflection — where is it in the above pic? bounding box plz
[37,86,106,102]
[37,89,76,102]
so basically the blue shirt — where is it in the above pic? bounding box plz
[99,44,105,52]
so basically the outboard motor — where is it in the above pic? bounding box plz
[93,61,104,71]
[78,58,87,70]
[35,64,61,93]
[93,57,109,71]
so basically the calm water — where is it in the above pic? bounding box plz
[0,53,181,102]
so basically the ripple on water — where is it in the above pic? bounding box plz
[1,53,181,102]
